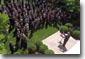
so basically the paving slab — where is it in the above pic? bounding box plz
[42,31,80,54]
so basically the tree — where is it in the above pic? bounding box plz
[0,13,9,31]
[0,13,9,42]
[57,0,80,27]
[63,0,80,13]
[52,0,80,13]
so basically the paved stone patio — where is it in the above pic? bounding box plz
[42,31,80,54]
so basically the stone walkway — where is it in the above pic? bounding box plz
[42,31,80,54]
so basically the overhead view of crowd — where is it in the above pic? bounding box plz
[0,0,73,54]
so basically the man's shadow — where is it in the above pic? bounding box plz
[58,42,67,52]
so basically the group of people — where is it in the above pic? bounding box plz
[0,0,69,54]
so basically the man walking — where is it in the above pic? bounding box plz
[63,32,71,47]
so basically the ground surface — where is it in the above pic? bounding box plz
[42,31,80,54]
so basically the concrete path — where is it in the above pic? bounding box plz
[42,31,80,54]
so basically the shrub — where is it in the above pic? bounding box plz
[0,34,5,40]
[65,23,73,28]
[35,41,43,47]
[21,49,29,54]
[14,49,22,54]
[44,49,54,54]
[60,26,68,33]
[0,13,9,30]
[72,30,80,39]
[34,40,43,50]
[28,43,37,53]
[39,44,48,53]
[0,43,7,54]
[68,28,73,33]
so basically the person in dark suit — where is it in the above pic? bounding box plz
[0,0,1,4]
[17,0,21,5]
[15,42,19,51]
[9,41,15,54]
[16,30,20,43]
[20,33,27,50]
[13,0,17,8]
[63,32,71,47]
[9,16,15,33]
[8,0,11,3]
[0,5,2,13]
[20,33,24,49]
[24,0,28,8]
[4,0,6,5]
[22,0,24,5]
[23,37,27,50]
[23,26,28,36]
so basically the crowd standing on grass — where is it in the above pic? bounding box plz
[0,0,71,54]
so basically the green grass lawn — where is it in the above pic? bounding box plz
[27,26,58,43]
[2,26,58,54]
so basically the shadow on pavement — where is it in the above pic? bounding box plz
[58,44,67,52]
